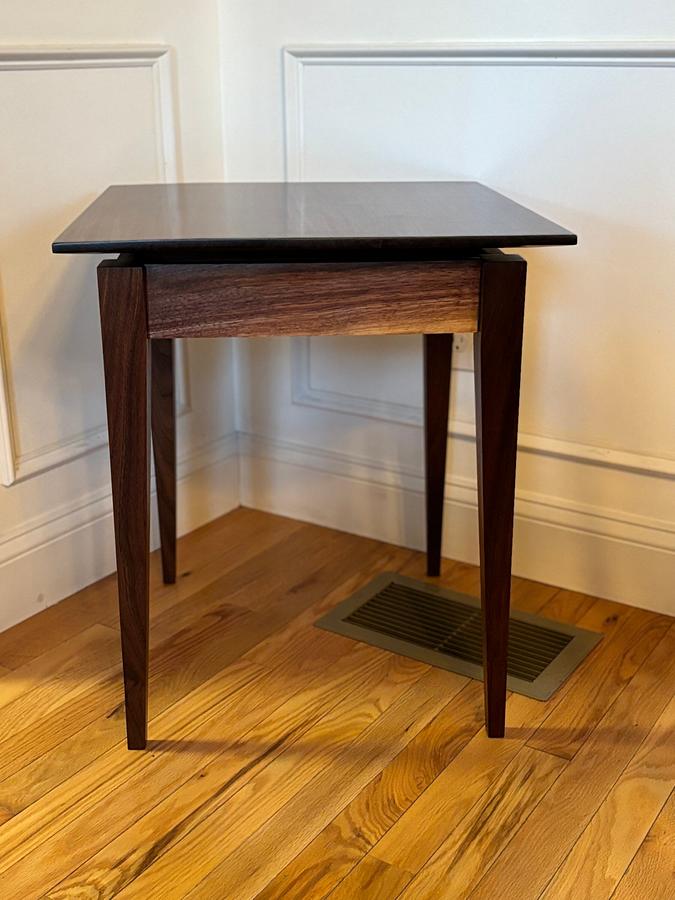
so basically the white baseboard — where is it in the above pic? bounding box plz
[0,433,239,633]
[2,425,671,636]
[238,432,675,617]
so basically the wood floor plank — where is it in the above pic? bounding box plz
[3,632,384,898]
[506,577,563,614]
[155,505,304,588]
[527,601,670,759]
[39,548,414,900]
[0,626,120,821]
[0,624,119,730]
[0,657,262,886]
[469,624,675,900]
[256,680,484,900]
[40,643,399,900]
[369,590,599,874]
[612,791,675,900]
[533,587,596,624]
[540,695,675,899]
[0,509,670,899]
[0,527,389,819]
[370,689,546,874]
[0,524,365,813]
[255,573,560,900]
[129,507,306,628]
[85,660,443,899]
[0,540,411,896]
[399,554,481,595]
[0,662,122,788]
[400,746,566,898]
[173,667,465,900]
[329,856,413,899]
[149,520,340,620]
[0,600,254,790]
[238,543,415,674]
[0,602,250,817]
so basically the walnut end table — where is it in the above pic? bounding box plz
[53,181,576,749]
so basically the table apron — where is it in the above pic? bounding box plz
[145,261,480,338]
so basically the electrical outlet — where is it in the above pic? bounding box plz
[453,334,474,371]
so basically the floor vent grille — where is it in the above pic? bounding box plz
[317,573,601,700]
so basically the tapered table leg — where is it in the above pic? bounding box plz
[151,338,176,584]
[98,261,150,750]
[474,253,526,737]
[423,334,453,576]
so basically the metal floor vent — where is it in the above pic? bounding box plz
[317,573,602,700]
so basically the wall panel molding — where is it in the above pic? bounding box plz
[0,44,182,485]
[0,430,238,632]
[0,430,237,565]
[14,341,190,482]
[283,41,675,180]
[290,337,675,479]
[284,42,675,481]
[240,430,675,553]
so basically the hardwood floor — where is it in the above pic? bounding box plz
[0,508,672,899]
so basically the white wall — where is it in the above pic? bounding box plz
[2,3,674,631]
[221,3,675,614]
[0,3,239,630]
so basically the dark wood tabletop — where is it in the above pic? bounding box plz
[52,181,576,260]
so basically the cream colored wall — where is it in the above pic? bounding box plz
[221,2,675,614]
[0,4,239,630]
[2,3,674,631]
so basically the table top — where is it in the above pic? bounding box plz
[52,181,576,259]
